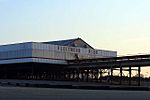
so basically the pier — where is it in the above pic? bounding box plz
[0,54,150,87]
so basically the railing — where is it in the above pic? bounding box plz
[67,54,150,69]
[68,54,150,64]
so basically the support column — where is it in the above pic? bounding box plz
[31,65,34,79]
[72,70,75,81]
[138,66,141,86]
[92,69,94,82]
[57,71,60,81]
[129,66,131,85]
[86,69,89,82]
[77,69,80,81]
[63,70,66,81]
[110,67,113,84]
[4,67,8,79]
[107,69,110,83]
[99,69,102,83]
[120,66,122,85]
[52,72,55,80]
[68,70,71,81]
[55,72,58,80]
[81,69,84,81]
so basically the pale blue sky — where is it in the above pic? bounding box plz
[1,0,150,55]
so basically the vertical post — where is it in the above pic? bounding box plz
[77,68,80,81]
[120,66,122,85]
[110,67,113,84]
[31,64,35,79]
[91,69,94,82]
[100,69,102,83]
[55,71,58,80]
[68,70,71,81]
[129,66,131,85]
[72,70,75,81]
[64,70,67,81]
[51,72,53,80]
[86,69,89,82]
[50,72,52,80]
[53,72,55,80]
[81,69,84,81]
[107,69,110,83]
[138,66,141,86]
[4,67,7,79]
[52,72,54,80]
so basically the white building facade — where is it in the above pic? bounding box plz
[0,38,117,64]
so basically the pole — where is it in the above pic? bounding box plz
[129,66,131,85]
[138,66,141,86]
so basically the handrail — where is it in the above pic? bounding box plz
[68,54,150,64]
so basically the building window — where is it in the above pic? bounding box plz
[60,47,63,51]
[63,47,67,51]
[96,50,98,54]
[84,45,87,48]
[89,50,90,53]
[76,49,80,53]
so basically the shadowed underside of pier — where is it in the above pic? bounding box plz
[1,54,150,86]
[67,54,150,86]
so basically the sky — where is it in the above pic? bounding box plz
[1,0,150,56]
